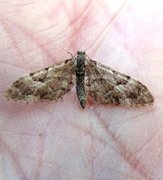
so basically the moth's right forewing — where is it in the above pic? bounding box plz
[85,59,154,106]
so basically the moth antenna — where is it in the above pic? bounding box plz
[64,48,74,58]
[85,53,91,60]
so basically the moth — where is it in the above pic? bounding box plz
[5,50,154,108]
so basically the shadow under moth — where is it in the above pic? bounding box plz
[5,50,154,108]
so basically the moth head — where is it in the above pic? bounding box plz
[77,50,86,56]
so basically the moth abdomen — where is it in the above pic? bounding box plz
[76,84,86,108]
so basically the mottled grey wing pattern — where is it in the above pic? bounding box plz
[5,59,75,102]
[86,59,154,106]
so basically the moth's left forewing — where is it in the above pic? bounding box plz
[85,59,154,106]
[5,59,75,102]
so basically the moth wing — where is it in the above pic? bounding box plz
[85,59,154,106]
[5,59,75,102]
